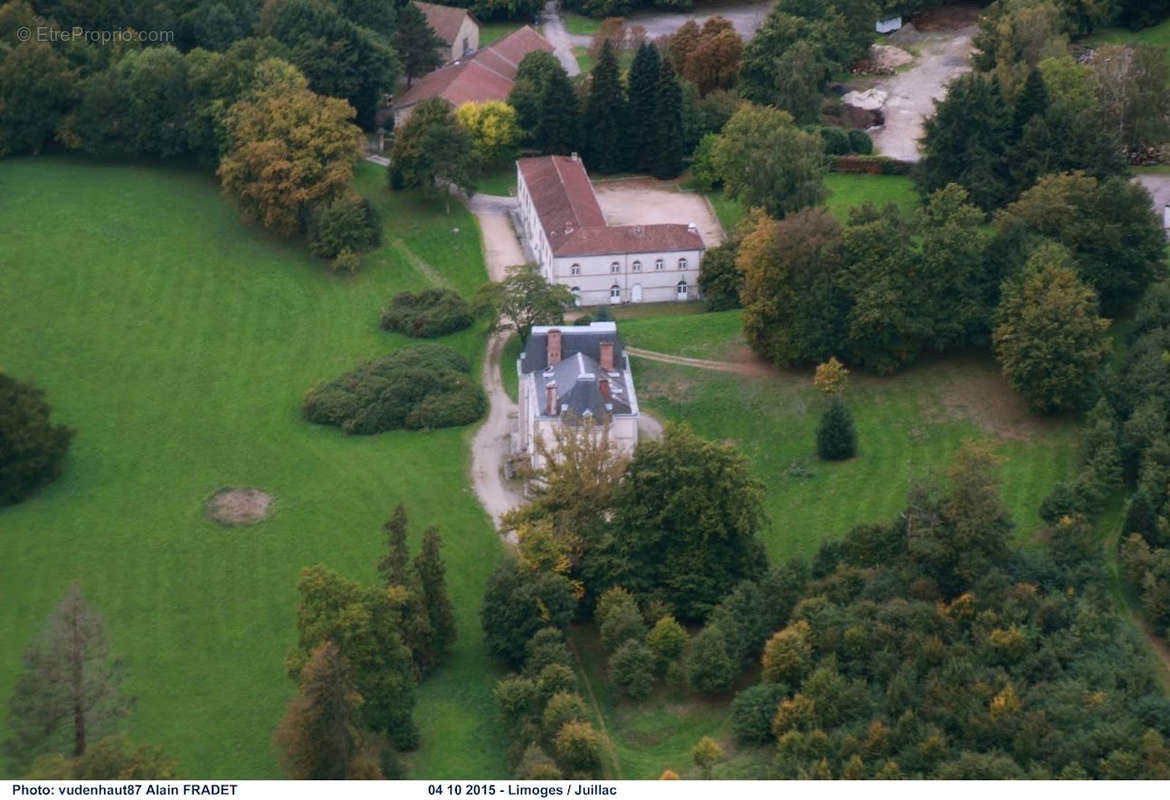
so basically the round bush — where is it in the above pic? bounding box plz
[302,345,484,434]
[730,683,789,744]
[608,639,655,701]
[1,373,74,506]
[820,126,851,155]
[816,399,857,461]
[847,128,874,154]
[308,193,381,259]
[380,288,473,338]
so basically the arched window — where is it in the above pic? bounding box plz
[632,260,642,272]
[610,261,621,273]
[570,263,581,275]
[610,284,621,300]
[654,259,664,271]
[676,280,688,299]
[678,257,688,270]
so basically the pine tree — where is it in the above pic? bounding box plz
[4,582,131,769]
[582,39,631,173]
[1011,68,1049,139]
[627,42,661,172]
[378,504,411,587]
[1123,489,1157,539]
[535,67,580,156]
[816,399,857,461]
[393,2,445,88]
[274,641,370,779]
[650,57,684,179]
[413,526,458,665]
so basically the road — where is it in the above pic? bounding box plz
[566,0,773,46]
[540,1,581,77]
[867,24,976,161]
[467,193,528,530]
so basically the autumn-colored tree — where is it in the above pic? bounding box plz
[678,18,742,96]
[666,19,701,71]
[761,620,813,685]
[217,59,361,235]
[553,720,605,777]
[992,242,1110,414]
[691,736,722,778]
[456,100,522,167]
[812,357,849,396]
[274,641,376,779]
[4,583,131,769]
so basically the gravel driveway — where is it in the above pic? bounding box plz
[592,179,725,247]
[866,24,976,161]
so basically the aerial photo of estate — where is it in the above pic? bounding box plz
[5,0,1170,784]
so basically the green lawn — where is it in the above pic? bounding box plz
[502,332,522,403]
[475,163,517,197]
[706,174,919,234]
[0,157,505,779]
[1085,18,1170,51]
[560,11,602,37]
[620,309,745,361]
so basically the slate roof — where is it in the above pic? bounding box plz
[522,323,635,420]
[516,155,705,257]
[413,1,472,47]
[392,26,553,112]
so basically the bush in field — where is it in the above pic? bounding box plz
[730,682,788,744]
[1,373,74,506]
[308,193,381,259]
[608,639,655,700]
[302,345,484,434]
[380,289,473,338]
[816,399,857,460]
[847,129,873,154]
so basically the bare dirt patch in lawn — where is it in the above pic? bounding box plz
[206,488,273,526]
[592,179,725,247]
[931,357,1064,440]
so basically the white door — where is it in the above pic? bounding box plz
[631,284,643,303]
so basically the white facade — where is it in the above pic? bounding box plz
[516,160,704,306]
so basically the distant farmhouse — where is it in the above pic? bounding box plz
[414,0,479,63]
[390,22,554,125]
[516,155,705,305]
[517,323,639,469]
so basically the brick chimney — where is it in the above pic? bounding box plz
[599,340,614,372]
[545,380,558,416]
[548,328,562,366]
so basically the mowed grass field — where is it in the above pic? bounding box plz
[0,158,505,778]
[707,173,920,232]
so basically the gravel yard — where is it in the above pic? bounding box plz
[592,179,725,247]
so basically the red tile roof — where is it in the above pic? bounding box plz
[413,1,472,47]
[392,25,553,112]
[517,156,705,257]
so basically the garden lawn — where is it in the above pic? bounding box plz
[1085,18,1170,53]
[706,173,920,233]
[561,11,602,37]
[0,157,505,779]
[479,21,525,46]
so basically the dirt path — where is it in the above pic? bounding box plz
[867,23,977,162]
[566,0,772,46]
[540,1,581,77]
[625,345,773,376]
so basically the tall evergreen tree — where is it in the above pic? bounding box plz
[535,67,580,156]
[393,2,445,88]
[650,57,684,180]
[413,526,458,664]
[378,504,411,586]
[626,42,661,172]
[1011,68,1049,138]
[582,39,631,173]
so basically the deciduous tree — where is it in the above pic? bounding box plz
[0,372,74,507]
[472,263,575,344]
[389,97,477,212]
[456,100,522,166]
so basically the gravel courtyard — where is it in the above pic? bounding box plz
[592,179,725,248]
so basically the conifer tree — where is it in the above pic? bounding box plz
[376,505,438,676]
[274,641,370,779]
[1011,68,1049,139]
[413,526,458,664]
[816,399,857,461]
[582,39,631,173]
[535,68,580,156]
[650,57,684,179]
[378,504,411,587]
[627,42,661,172]
[393,2,445,88]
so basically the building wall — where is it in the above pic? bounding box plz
[450,16,479,61]
[516,164,703,306]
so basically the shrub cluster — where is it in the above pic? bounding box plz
[302,345,485,434]
[1,374,74,506]
[307,193,382,261]
[380,289,473,338]
[819,126,873,156]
